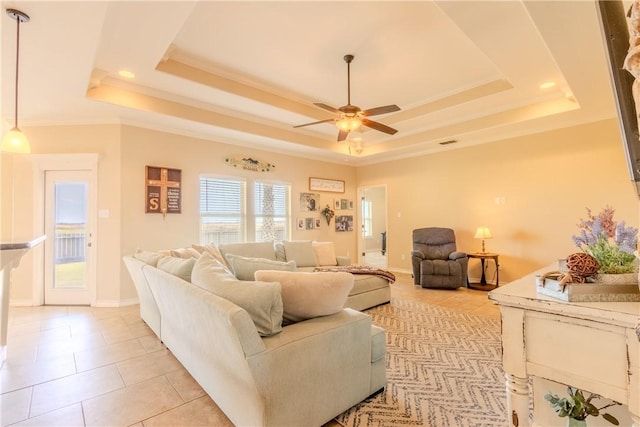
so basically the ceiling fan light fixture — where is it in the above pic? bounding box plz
[336,115,362,132]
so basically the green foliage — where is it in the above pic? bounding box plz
[585,236,638,274]
[545,387,620,425]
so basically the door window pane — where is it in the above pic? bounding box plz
[54,182,87,289]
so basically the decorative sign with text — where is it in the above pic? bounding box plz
[145,166,181,216]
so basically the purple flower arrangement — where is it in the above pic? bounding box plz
[572,206,638,274]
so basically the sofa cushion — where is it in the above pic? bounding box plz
[218,241,276,261]
[312,241,337,266]
[191,253,283,336]
[157,256,196,282]
[254,270,353,325]
[282,240,318,268]
[133,249,162,266]
[192,243,232,271]
[225,254,296,281]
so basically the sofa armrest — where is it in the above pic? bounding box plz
[411,250,425,260]
[336,255,351,266]
[247,309,374,426]
[449,251,467,260]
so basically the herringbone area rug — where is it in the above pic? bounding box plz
[335,297,506,427]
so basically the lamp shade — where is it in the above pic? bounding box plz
[474,227,492,240]
[1,127,30,154]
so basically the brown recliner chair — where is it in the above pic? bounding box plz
[411,227,468,289]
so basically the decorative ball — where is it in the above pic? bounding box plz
[565,253,600,283]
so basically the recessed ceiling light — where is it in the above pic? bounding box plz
[118,70,135,79]
[539,81,556,89]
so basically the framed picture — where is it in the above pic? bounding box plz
[309,177,345,193]
[340,199,348,210]
[349,200,354,210]
[335,215,354,232]
[300,192,320,211]
[315,218,321,228]
[305,218,315,230]
[334,199,341,210]
[145,165,182,214]
[297,218,305,230]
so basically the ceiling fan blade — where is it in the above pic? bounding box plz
[362,104,401,117]
[293,118,335,128]
[314,103,342,114]
[362,118,398,135]
[337,129,350,142]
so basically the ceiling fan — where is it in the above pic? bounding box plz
[294,54,401,142]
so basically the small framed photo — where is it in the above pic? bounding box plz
[305,218,315,230]
[300,193,320,211]
[297,218,305,230]
[349,200,354,210]
[315,218,321,228]
[340,199,348,210]
[334,199,341,210]
[335,215,354,232]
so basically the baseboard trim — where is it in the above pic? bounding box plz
[9,299,35,307]
[94,298,139,308]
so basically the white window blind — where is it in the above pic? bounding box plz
[200,177,246,245]
[254,181,290,242]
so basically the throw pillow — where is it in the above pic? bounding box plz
[225,254,296,281]
[254,270,354,325]
[133,249,162,266]
[282,240,318,268]
[191,253,283,336]
[170,247,201,259]
[218,241,276,261]
[192,243,232,271]
[157,256,196,282]
[312,241,337,266]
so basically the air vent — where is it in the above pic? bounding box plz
[439,140,458,145]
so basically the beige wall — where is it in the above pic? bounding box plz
[4,117,638,305]
[357,118,639,283]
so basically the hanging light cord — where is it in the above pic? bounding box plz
[13,14,22,129]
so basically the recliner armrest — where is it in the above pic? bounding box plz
[449,251,467,260]
[411,250,425,260]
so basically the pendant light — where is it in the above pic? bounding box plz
[1,9,30,154]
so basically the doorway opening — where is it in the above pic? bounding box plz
[358,185,387,269]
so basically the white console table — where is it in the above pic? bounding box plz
[0,236,46,367]
[489,265,640,426]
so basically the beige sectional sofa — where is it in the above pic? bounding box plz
[216,240,392,311]
[123,252,386,426]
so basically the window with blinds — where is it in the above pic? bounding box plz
[199,177,246,245]
[254,181,290,242]
[199,177,290,245]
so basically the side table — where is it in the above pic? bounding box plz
[467,252,499,290]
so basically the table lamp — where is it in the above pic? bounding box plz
[474,226,492,253]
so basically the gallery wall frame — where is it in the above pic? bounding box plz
[309,177,345,193]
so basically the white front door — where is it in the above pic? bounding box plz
[43,170,95,305]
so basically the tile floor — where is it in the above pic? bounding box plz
[1,273,499,426]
